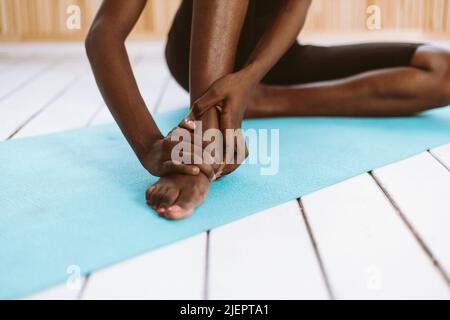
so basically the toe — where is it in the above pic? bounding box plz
[146,184,158,209]
[164,205,194,220]
[146,184,166,214]
[165,190,198,220]
[158,186,180,213]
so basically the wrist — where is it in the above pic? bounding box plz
[241,61,265,84]
[136,131,164,162]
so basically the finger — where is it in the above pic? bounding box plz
[180,111,196,131]
[161,161,200,176]
[195,163,216,182]
[192,89,223,118]
[167,150,216,181]
[220,112,235,165]
[235,130,248,164]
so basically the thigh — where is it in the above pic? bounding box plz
[263,42,422,86]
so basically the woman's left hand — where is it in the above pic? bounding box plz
[182,70,258,175]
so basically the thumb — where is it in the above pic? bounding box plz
[192,87,223,118]
[180,110,196,131]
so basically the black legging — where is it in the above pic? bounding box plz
[165,0,421,91]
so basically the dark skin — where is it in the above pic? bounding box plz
[147,0,316,219]
[88,0,450,220]
[85,0,216,181]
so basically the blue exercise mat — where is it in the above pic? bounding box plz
[1,106,450,299]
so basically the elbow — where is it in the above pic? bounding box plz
[85,22,124,60]
[85,25,101,60]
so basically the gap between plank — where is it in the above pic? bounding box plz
[427,150,450,171]
[6,73,84,140]
[0,60,59,102]
[0,57,28,74]
[369,172,450,286]
[78,59,171,300]
[153,75,172,114]
[203,230,211,300]
[85,102,107,127]
[297,198,336,300]
[76,274,90,300]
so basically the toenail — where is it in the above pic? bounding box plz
[159,208,166,213]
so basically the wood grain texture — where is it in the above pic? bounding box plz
[301,173,449,299]
[1,0,449,41]
[372,152,450,281]
[0,59,86,140]
[207,201,329,300]
[82,234,207,300]
[430,143,450,170]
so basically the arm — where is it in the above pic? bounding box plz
[189,1,311,126]
[86,0,202,177]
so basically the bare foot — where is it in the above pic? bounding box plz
[146,173,210,220]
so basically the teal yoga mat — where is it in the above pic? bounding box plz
[1,107,450,299]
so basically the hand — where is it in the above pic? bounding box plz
[183,70,257,175]
[140,128,216,180]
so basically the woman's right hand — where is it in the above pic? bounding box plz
[139,128,216,181]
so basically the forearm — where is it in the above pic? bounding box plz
[190,0,249,124]
[86,0,161,162]
[244,0,311,82]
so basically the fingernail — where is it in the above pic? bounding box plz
[193,167,200,174]
[185,119,195,128]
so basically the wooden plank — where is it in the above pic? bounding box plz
[13,71,103,138]
[155,78,189,113]
[82,234,207,300]
[0,58,56,100]
[0,58,87,140]
[372,152,450,280]
[301,173,449,299]
[11,57,99,300]
[25,278,87,300]
[88,106,113,125]
[207,201,329,300]
[430,143,450,171]
[89,58,170,124]
[133,59,170,109]
[81,56,209,300]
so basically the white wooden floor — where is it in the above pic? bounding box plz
[0,41,449,300]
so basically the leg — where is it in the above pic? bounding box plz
[247,44,450,117]
[149,0,249,220]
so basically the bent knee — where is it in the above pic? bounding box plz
[412,45,450,104]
